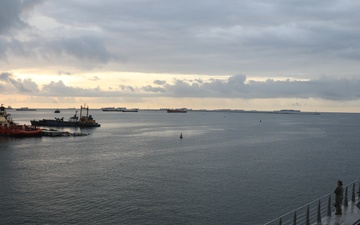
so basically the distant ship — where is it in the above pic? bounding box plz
[167,108,187,113]
[274,109,320,115]
[54,109,60,113]
[16,107,36,111]
[102,107,138,112]
[101,107,126,112]
[122,108,139,112]
[31,105,100,127]
[0,105,42,137]
[277,109,301,113]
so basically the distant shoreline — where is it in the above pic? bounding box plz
[9,107,324,115]
[8,107,360,114]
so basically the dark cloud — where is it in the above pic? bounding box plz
[0,0,116,67]
[0,0,42,60]
[57,36,114,64]
[0,0,26,34]
[2,0,360,75]
[41,80,101,97]
[142,85,165,93]
[0,0,43,33]
[143,75,360,101]
[119,85,136,92]
[0,72,39,93]
[28,36,116,67]
[153,80,166,85]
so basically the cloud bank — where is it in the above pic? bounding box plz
[1,72,359,101]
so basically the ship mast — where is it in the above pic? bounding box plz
[79,104,89,119]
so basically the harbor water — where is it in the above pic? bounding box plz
[1,109,360,224]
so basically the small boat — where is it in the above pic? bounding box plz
[54,109,60,113]
[0,105,42,137]
[16,107,36,111]
[167,108,187,113]
[31,105,100,127]
[180,133,183,139]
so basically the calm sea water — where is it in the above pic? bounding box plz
[1,109,359,225]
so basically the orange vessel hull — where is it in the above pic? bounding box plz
[1,104,43,137]
[0,125,42,137]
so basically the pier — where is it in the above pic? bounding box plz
[263,180,360,225]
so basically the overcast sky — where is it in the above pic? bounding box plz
[1,0,360,112]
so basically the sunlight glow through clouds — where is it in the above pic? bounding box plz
[11,70,232,93]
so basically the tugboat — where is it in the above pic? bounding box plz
[31,105,100,127]
[0,104,42,137]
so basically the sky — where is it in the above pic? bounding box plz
[1,0,360,112]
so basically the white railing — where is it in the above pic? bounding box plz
[263,180,360,225]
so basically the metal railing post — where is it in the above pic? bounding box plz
[278,218,282,225]
[344,187,348,207]
[306,205,310,225]
[293,211,297,225]
[317,200,322,225]
[327,195,331,217]
[352,183,356,202]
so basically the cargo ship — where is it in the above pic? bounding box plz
[122,108,138,112]
[0,104,42,137]
[101,107,126,112]
[167,108,187,113]
[31,105,100,127]
[16,107,36,111]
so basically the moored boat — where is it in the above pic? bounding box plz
[31,105,100,127]
[0,104,42,137]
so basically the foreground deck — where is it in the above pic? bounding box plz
[320,201,360,225]
[263,181,360,225]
